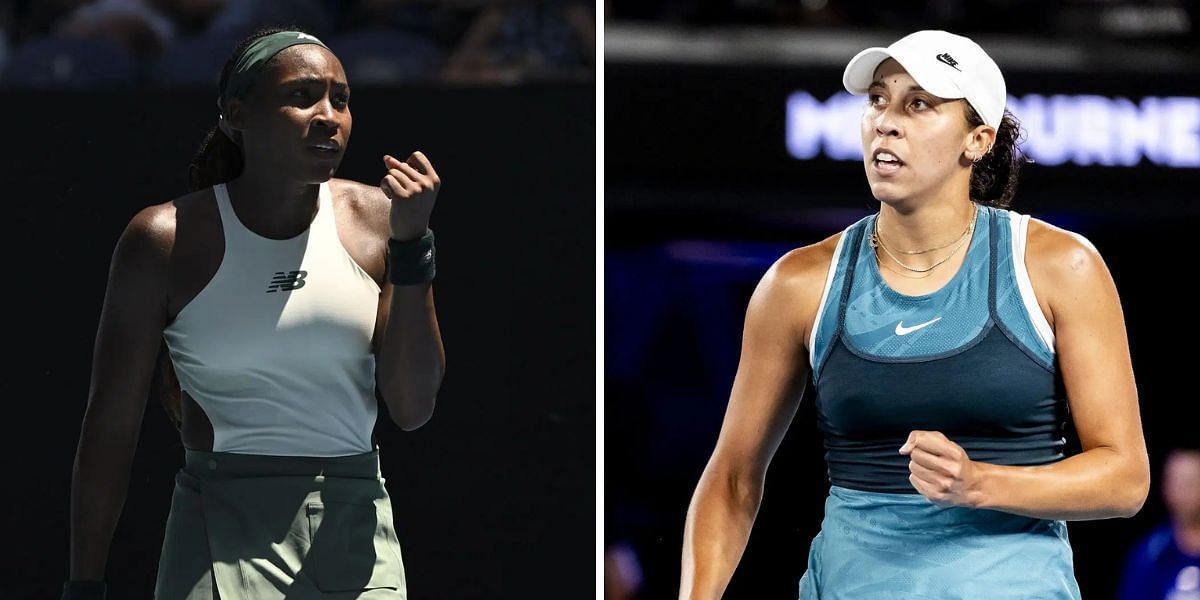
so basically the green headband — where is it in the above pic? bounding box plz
[221,31,329,109]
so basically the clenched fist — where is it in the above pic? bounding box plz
[899,430,986,508]
[382,151,440,240]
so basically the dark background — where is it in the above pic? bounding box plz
[3,82,595,599]
[605,26,1200,600]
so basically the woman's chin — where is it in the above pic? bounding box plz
[868,182,908,205]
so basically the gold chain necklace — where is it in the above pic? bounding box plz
[870,211,973,255]
[878,259,937,279]
[870,215,974,274]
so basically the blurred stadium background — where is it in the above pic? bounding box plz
[605,1,1200,599]
[1,1,594,598]
[0,0,594,86]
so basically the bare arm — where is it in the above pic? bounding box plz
[971,222,1149,520]
[373,152,446,430]
[69,205,172,580]
[373,281,445,431]
[680,241,833,599]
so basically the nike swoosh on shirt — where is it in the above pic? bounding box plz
[895,317,942,336]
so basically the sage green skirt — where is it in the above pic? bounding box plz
[154,448,407,599]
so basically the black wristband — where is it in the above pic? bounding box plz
[62,580,107,600]
[387,229,436,285]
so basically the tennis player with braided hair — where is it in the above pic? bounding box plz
[63,27,444,599]
[680,30,1149,599]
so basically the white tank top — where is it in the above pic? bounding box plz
[162,182,382,456]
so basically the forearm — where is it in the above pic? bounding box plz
[376,283,445,430]
[680,467,763,600]
[975,446,1149,521]
[68,427,137,580]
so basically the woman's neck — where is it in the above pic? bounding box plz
[224,171,322,240]
[875,196,976,270]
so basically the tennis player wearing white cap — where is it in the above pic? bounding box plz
[680,30,1149,599]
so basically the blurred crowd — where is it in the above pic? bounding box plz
[0,0,595,88]
[608,0,1199,43]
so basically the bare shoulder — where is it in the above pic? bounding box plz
[749,231,844,344]
[331,177,386,206]
[1025,218,1111,286]
[1025,218,1117,323]
[762,231,842,296]
[330,177,390,237]
[105,189,218,301]
[114,195,183,268]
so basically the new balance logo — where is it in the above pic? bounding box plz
[936,53,961,71]
[266,270,307,293]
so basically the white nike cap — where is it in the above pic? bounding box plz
[842,30,1006,129]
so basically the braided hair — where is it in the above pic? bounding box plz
[186,26,304,191]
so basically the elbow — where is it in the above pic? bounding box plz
[1122,498,1147,519]
[1124,477,1151,519]
[702,459,765,512]
[385,390,439,431]
[379,368,444,432]
[392,404,435,431]
[729,473,765,512]
[1117,491,1147,519]
[1116,460,1151,518]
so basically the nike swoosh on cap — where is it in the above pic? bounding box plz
[895,317,943,336]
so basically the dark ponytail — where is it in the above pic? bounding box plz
[162,25,306,431]
[965,105,1030,209]
[188,126,244,192]
[187,25,301,191]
